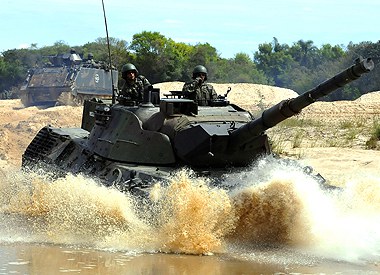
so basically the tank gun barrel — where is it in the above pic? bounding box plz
[229,57,374,150]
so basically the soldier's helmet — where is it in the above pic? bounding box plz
[192,65,208,80]
[87,53,94,60]
[122,63,139,74]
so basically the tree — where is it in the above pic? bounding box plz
[0,53,25,94]
[129,31,171,83]
[82,37,131,71]
[289,40,318,67]
[319,44,345,60]
[0,34,379,101]
[254,38,294,87]
[129,31,196,83]
[211,53,269,84]
[184,43,220,82]
[344,41,380,97]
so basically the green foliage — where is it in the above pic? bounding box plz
[0,33,379,100]
[319,44,345,60]
[0,50,28,92]
[373,121,380,138]
[210,52,270,84]
[38,41,71,57]
[345,42,380,96]
[366,120,380,150]
[291,131,304,148]
[254,38,294,87]
[82,37,131,69]
[129,31,193,83]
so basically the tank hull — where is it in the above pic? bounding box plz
[22,126,333,197]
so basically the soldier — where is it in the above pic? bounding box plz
[118,63,151,104]
[182,65,217,106]
[83,53,100,68]
[87,52,94,60]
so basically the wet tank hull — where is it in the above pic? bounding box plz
[21,125,174,196]
[22,104,332,197]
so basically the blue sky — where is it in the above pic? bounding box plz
[1,0,379,58]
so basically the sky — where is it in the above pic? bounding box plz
[1,0,379,58]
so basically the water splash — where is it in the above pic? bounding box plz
[0,167,236,255]
[148,170,236,254]
[1,157,380,262]
[226,157,380,262]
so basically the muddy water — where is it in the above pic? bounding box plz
[1,157,380,274]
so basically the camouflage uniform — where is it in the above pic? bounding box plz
[119,75,151,102]
[182,78,217,106]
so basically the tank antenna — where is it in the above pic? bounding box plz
[101,0,116,104]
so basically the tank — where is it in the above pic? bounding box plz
[22,57,374,196]
[19,51,118,107]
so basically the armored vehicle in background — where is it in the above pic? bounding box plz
[19,51,118,107]
[22,58,374,196]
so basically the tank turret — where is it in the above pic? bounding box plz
[22,58,374,195]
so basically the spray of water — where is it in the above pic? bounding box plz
[0,157,379,261]
[148,169,236,254]
[226,157,380,262]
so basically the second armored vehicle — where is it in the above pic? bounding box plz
[19,51,118,107]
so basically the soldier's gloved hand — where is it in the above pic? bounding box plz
[194,77,203,85]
